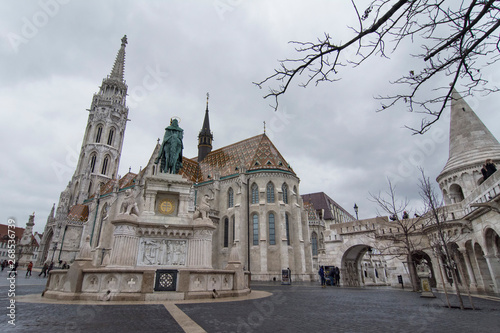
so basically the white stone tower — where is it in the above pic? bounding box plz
[437,89,500,204]
[37,36,130,266]
[70,35,129,205]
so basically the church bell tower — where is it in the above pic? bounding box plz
[70,35,130,204]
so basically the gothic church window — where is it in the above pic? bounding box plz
[267,182,275,203]
[269,213,276,245]
[107,128,115,146]
[282,183,288,204]
[223,217,229,248]
[102,156,109,175]
[311,232,318,256]
[90,154,97,173]
[232,215,235,243]
[251,183,259,204]
[228,188,234,208]
[285,214,290,245]
[253,214,259,245]
[95,126,103,143]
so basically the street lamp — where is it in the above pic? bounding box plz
[51,242,58,262]
[353,203,359,220]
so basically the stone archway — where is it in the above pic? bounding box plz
[474,242,494,292]
[38,228,54,266]
[341,245,386,287]
[412,250,437,288]
[484,228,500,292]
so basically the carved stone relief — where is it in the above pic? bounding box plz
[137,238,187,266]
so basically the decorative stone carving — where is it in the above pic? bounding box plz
[137,238,187,266]
[119,189,139,217]
[193,194,214,224]
[77,235,92,259]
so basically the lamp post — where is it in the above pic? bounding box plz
[51,242,58,262]
[354,203,359,220]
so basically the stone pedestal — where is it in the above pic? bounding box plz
[187,219,216,268]
[109,216,139,267]
[417,268,436,298]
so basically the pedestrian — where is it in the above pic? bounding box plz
[48,261,54,274]
[1,259,6,271]
[318,266,326,288]
[39,262,49,278]
[26,261,33,277]
[485,159,497,178]
[334,266,340,286]
[9,261,18,278]
[328,266,336,286]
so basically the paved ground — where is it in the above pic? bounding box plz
[1,269,499,332]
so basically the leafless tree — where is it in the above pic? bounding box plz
[369,179,426,291]
[255,0,500,134]
[418,169,472,309]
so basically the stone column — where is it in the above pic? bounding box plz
[109,219,139,267]
[143,190,156,215]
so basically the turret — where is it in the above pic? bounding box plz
[437,89,500,204]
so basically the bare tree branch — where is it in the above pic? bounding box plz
[256,0,500,133]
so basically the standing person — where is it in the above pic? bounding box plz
[485,159,497,178]
[334,266,341,286]
[26,261,33,277]
[328,267,336,286]
[1,260,5,271]
[38,262,49,278]
[318,266,326,288]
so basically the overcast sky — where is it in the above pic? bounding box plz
[2,0,500,234]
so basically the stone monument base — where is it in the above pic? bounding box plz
[43,267,251,301]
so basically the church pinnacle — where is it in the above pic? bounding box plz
[109,35,127,81]
[198,93,214,162]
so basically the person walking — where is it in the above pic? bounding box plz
[39,262,49,278]
[9,261,18,278]
[318,266,326,288]
[47,261,54,275]
[26,261,33,277]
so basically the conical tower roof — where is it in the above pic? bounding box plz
[438,89,500,179]
[109,35,127,81]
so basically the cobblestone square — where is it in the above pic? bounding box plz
[1,272,499,333]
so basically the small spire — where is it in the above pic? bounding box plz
[110,35,127,81]
[129,166,131,172]
[263,121,266,134]
[206,92,210,110]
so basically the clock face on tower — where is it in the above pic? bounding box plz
[158,198,175,215]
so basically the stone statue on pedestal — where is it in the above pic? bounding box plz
[119,188,139,216]
[193,194,213,223]
[155,118,184,174]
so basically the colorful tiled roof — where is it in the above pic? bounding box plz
[304,201,319,222]
[181,134,294,182]
[67,204,89,222]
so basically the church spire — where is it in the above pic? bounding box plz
[109,35,127,81]
[438,88,500,177]
[198,93,213,162]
